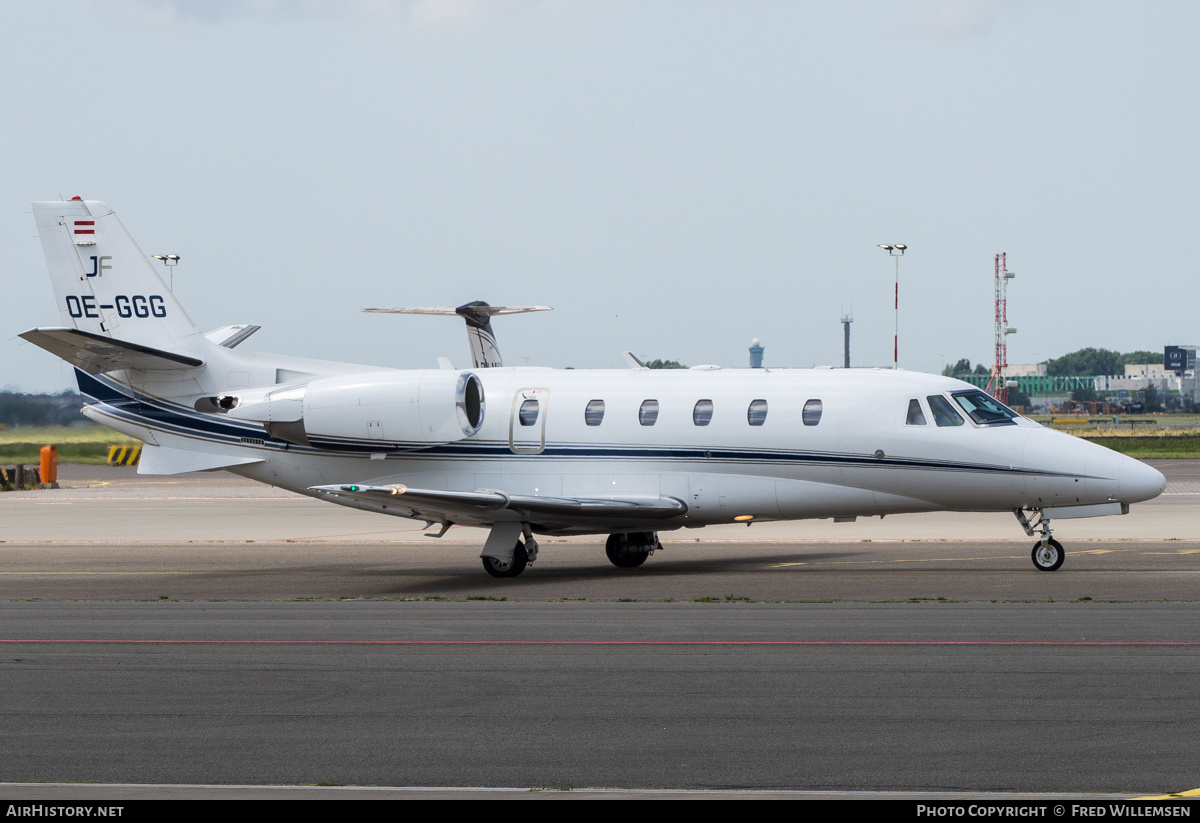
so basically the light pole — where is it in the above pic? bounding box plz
[878,243,906,369]
[152,254,180,291]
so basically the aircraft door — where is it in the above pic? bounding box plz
[509,388,550,454]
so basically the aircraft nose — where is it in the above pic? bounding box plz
[1118,457,1166,503]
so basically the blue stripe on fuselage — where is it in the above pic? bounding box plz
[74,370,1080,478]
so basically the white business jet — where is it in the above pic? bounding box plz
[21,199,1166,577]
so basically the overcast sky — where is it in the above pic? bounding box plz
[3,0,1197,392]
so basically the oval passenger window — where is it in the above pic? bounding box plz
[802,399,822,426]
[585,399,605,427]
[519,398,540,426]
[747,399,768,426]
[639,399,659,426]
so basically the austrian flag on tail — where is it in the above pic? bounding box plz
[73,220,95,235]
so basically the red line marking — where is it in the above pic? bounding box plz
[1,640,1198,646]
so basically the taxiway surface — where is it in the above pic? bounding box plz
[1,462,1197,797]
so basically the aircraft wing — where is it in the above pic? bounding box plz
[309,482,687,529]
[19,327,204,374]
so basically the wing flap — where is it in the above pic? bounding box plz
[310,482,687,525]
[20,327,204,374]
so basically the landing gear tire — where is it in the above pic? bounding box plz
[605,532,654,569]
[482,540,529,578]
[1031,538,1065,572]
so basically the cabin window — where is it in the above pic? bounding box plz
[639,399,659,426]
[952,390,1019,425]
[802,399,822,426]
[927,395,964,427]
[693,399,714,426]
[585,399,605,427]
[747,399,768,426]
[906,398,927,426]
[518,398,540,426]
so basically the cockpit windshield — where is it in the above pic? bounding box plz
[951,391,1019,425]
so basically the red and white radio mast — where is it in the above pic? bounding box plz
[986,252,1015,403]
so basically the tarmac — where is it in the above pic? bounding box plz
[1,461,1197,801]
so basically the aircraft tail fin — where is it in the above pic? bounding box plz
[31,199,205,358]
[455,301,505,368]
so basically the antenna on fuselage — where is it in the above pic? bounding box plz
[361,301,552,368]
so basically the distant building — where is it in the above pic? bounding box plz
[1124,363,1168,378]
[1095,373,1175,393]
[1004,363,1047,378]
[749,338,764,369]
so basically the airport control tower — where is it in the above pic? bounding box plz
[749,338,764,368]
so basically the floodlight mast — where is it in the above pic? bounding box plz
[986,252,1016,403]
[152,254,180,292]
[878,243,906,369]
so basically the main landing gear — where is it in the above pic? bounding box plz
[478,526,663,577]
[481,523,539,578]
[1014,509,1065,572]
[605,531,661,569]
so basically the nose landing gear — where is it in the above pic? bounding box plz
[1014,509,1065,572]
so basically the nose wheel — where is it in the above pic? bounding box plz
[1014,509,1065,572]
[1031,538,1065,572]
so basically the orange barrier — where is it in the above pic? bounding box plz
[40,445,58,488]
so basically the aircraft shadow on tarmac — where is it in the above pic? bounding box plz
[360,549,869,597]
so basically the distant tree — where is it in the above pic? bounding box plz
[1046,348,1121,377]
[1117,350,1163,369]
[1141,383,1163,413]
[0,391,84,427]
[1071,385,1098,403]
[943,358,973,376]
[645,359,687,370]
[973,363,990,375]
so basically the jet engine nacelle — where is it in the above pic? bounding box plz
[219,370,485,449]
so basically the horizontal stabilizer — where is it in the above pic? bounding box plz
[137,444,265,476]
[19,327,204,374]
[361,305,552,317]
[204,324,261,349]
[310,483,687,525]
[361,301,551,369]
